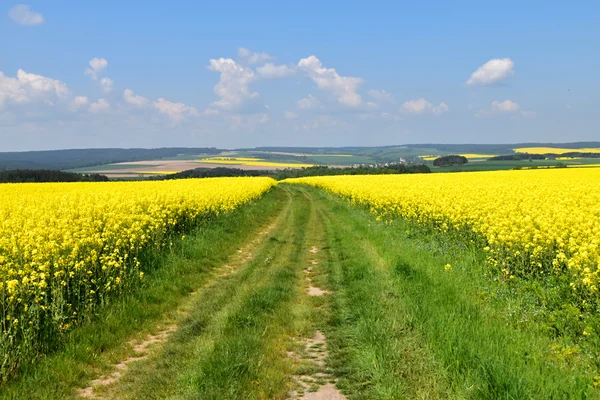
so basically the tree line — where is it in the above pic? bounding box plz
[0,169,109,183]
[162,164,431,180]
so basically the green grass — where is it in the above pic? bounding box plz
[103,186,332,400]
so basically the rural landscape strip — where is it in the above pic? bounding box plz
[2,184,598,398]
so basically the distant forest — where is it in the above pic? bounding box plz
[161,164,431,181]
[163,167,271,180]
[0,148,221,171]
[273,164,431,179]
[0,169,109,183]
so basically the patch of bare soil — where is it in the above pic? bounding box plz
[307,286,329,296]
[287,251,345,399]
[288,331,346,400]
[304,257,328,297]
[76,326,176,398]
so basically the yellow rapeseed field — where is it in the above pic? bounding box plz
[0,177,275,374]
[514,147,600,154]
[197,157,315,168]
[287,169,600,296]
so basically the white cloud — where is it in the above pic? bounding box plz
[85,58,108,80]
[152,98,198,122]
[72,96,89,108]
[0,69,70,109]
[297,94,320,110]
[367,101,378,109]
[368,89,394,102]
[16,70,70,98]
[88,98,110,113]
[401,98,430,113]
[123,89,149,107]
[432,102,450,115]
[256,63,295,79]
[298,56,363,107]
[207,58,258,110]
[491,99,519,112]
[237,47,273,65]
[100,77,113,93]
[401,98,449,115]
[476,99,520,117]
[284,111,298,119]
[466,58,514,86]
[9,4,44,25]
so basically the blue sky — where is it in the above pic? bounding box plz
[1,1,599,151]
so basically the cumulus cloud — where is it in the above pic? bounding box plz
[237,47,273,65]
[466,58,514,86]
[9,4,44,25]
[256,63,295,79]
[298,56,363,107]
[207,58,258,110]
[88,98,110,113]
[99,77,113,93]
[491,99,519,112]
[368,89,394,102]
[401,98,449,115]
[123,89,149,107]
[84,58,108,80]
[432,102,450,115]
[297,94,320,110]
[152,98,198,122]
[0,69,70,109]
[284,111,298,119]
[476,99,520,117]
[72,96,88,108]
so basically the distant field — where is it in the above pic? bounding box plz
[68,154,318,178]
[421,154,497,161]
[197,157,315,168]
[431,158,600,172]
[160,153,213,161]
[304,155,375,165]
[56,144,600,179]
[68,160,204,177]
[69,164,157,173]
[514,147,600,154]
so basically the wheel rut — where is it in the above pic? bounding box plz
[75,197,286,399]
[286,191,346,400]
